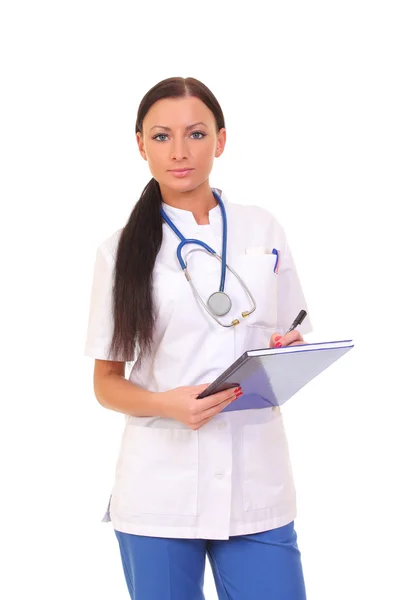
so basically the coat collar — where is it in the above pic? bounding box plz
[161,187,228,228]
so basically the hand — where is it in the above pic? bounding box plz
[269,329,305,348]
[157,384,242,430]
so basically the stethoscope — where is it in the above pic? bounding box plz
[160,190,257,328]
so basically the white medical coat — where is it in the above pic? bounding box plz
[84,187,312,540]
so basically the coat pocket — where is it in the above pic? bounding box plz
[116,426,199,516]
[230,254,278,330]
[241,416,295,511]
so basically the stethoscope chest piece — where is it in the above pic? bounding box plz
[207,291,232,316]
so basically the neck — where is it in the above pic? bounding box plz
[160,181,218,225]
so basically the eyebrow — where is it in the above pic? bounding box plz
[150,121,208,132]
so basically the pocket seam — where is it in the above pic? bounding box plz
[117,426,199,517]
[241,418,295,511]
[234,255,278,330]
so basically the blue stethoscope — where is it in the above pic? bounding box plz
[160,190,257,327]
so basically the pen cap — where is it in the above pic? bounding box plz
[296,310,307,325]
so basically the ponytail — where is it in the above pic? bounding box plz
[108,178,163,365]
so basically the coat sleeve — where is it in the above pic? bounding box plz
[275,233,313,337]
[84,241,121,360]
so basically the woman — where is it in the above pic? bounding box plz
[85,76,312,599]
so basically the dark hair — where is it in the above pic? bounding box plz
[108,77,226,365]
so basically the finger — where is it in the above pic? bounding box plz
[191,383,212,393]
[196,386,241,411]
[192,397,234,427]
[270,332,283,347]
[279,329,303,347]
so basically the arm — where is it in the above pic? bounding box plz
[84,241,160,416]
[93,359,165,418]
[93,359,241,425]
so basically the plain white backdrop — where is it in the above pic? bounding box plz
[1,1,399,598]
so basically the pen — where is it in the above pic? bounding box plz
[286,309,307,334]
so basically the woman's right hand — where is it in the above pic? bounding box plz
[157,384,243,430]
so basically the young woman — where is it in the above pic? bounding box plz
[85,76,312,599]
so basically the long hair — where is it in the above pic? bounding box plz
[108,77,226,365]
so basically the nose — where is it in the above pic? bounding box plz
[170,137,189,161]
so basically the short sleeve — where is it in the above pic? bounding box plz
[84,241,120,360]
[276,234,313,337]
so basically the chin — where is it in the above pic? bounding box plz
[161,178,201,193]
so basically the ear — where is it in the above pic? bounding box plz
[215,128,227,158]
[136,132,147,161]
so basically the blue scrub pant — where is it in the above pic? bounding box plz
[114,521,307,599]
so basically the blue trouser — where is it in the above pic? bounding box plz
[114,521,307,599]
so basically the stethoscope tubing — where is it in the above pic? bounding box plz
[160,191,227,292]
[160,190,257,326]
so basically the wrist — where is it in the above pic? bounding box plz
[149,391,168,418]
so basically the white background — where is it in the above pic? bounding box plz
[1,1,399,598]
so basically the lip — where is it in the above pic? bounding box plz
[168,168,194,178]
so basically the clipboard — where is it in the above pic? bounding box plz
[197,340,354,411]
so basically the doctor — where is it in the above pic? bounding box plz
[85,76,312,600]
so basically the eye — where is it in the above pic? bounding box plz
[190,131,206,139]
[153,133,169,142]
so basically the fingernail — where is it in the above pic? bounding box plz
[235,392,243,398]
[275,335,282,341]
[275,342,282,348]
[234,387,241,393]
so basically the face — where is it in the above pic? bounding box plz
[137,96,226,193]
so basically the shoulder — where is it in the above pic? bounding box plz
[228,200,286,240]
[96,228,123,264]
[229,200,280,223]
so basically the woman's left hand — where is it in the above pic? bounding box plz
[269,330,305,348]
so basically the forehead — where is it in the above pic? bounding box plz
[143,96,214,130]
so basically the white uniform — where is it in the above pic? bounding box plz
[84,187,312,540]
